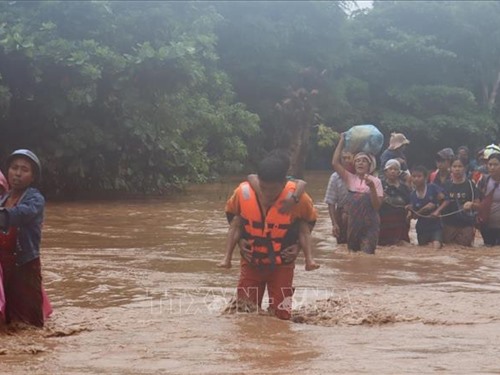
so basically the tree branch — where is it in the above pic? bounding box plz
[488,70,500,110]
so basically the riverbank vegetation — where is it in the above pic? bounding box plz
[0,1,499,196]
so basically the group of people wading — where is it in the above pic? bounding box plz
[328,133,500,252]
[1,139,499,326]
[220,134,500,320]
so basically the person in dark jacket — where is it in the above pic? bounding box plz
[380,132,411,185]
[0,149,51,327]
[379,159,411,246]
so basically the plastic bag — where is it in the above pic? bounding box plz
[344,124,384,155]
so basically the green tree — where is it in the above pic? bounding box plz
[214,1,351,175]
[340,1,499,163]
[0,1,258,196]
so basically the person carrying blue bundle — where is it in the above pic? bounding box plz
[332,133,383,254]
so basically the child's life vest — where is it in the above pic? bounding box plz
[238,181,296,267]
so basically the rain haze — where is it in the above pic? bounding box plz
[1,1,500,374]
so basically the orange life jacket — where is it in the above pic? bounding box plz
[238,181,296,267]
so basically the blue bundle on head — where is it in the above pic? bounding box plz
[344,124,384,156]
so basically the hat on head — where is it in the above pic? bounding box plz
[6,149,42,183]
[384,159,401,171]
[388,133,410,150]
[483,144,500,159]
[354,152,377,174]
[436,148,455,161]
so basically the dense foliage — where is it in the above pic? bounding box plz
[0,1,499,196]
[343,1,500,166]
[0,1,259,196]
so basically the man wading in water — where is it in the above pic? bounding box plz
[224,151,318,320]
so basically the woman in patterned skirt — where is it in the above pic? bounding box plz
[332,134,383,254]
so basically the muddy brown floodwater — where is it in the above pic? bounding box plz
[1,171,500,374]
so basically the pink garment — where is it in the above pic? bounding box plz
[0,265,5,322]
[42,288,53,319]
[345,170,383,196]
[0,264,52,323]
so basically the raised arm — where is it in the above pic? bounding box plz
[278,178,306,214]
[331,134,348,182]
[293,179,306,199]
[247,174,261,196]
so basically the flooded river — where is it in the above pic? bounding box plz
[2,172,500,374]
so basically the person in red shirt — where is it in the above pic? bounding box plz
[429,148,454,188]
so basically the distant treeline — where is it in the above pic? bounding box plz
[0,1,499,196]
